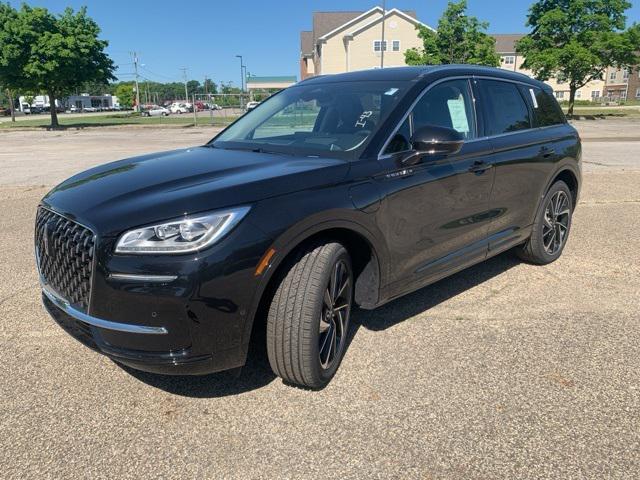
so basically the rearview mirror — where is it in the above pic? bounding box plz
[412,125,465,156]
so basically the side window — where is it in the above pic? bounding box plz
[526,86,566,127]
[412,79,476,140]
[383,116,411,155]
[479,80,531,135]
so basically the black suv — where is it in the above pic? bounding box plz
[36,66,581,388]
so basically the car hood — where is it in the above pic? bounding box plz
[43,146,349,236]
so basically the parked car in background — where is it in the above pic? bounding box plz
[34,66,581,389]
[169,103,190,114]
[245,101,260,111]
[83,106,97,113]
[21,104,31,114]
[68,105,78,113]
[209,103,222,110]
[141,105,170,117]
[0,107,10,116]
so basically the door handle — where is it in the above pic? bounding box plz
[540,147,556,159]
[468,161,493,174]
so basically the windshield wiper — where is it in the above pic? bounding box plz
[220,145,295,156]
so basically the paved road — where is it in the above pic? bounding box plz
[1,119,639,479]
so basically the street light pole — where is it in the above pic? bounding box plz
[235,55,244,92]
[236,55,245,109]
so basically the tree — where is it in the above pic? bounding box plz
[114,83,134,108]
[405,0,500,67]
[0,3,20,121]
[516,0,640,115]
[0,4,115,128]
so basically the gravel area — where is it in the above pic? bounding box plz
[1,119,639,479]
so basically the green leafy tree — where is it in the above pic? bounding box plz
[405,0,500,67]
[516,0,640,115]
[0,4,115,127]
[114,83,134,108]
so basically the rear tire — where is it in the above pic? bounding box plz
[266,242,353,389]
[516,180,573,265]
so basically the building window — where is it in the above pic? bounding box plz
[575,90,582,98]
[609,71,617,81]
[503,56,515,65]
[621,90,627,100]
[373,40,387,52]
[636,88,640,99]
[623,69,629,80]
[392,40,400,52]
[591,91,601,100]
[554,91,565,100]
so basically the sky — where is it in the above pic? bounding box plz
[22,0,640,87]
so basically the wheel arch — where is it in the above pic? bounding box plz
[545,165,580,207]
[241,220,385,348]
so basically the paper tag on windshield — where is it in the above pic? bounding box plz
[447,99,470,133]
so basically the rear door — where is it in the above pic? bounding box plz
[476,78,553,253]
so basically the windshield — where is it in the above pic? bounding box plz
[211,80,410,159]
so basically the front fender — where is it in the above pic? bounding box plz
[240,186,389,347]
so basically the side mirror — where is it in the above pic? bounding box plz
[412,125,465,156]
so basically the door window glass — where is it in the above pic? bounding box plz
[412,79,476,140]
[479,80,531,135]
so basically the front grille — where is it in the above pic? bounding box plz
[35,207,96,312]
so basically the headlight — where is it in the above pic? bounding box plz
[115,206,250,254]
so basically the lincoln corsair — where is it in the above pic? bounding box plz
[36,65,581,388]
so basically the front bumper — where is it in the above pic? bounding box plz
[39,216,273,376]
[43,293,246,375]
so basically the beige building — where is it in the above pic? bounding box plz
[300,7,433,79]
[603,65,640,101]
[493,34,606,101]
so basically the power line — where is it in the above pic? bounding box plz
[139,65,179,82]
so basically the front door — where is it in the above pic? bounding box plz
[375,79,495,296]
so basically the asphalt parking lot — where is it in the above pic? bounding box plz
[1,119,639,479]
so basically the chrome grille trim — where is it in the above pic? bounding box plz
[35,206,96,313]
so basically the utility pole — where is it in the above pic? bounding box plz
[380,0,386,69]
[204,75,208,95]
[132,51,141,112]
[180,67,188,102]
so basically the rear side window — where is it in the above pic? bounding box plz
[479,80,531,136]
[526,86,566,127]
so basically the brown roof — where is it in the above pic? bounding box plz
[312,11,363,41]
[492,34,526,53]
[300,31,313,55]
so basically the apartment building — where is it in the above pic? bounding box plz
[298,9,637,103]
[300,7,433,79]
[493,34,606,101]
[603,65,640,101]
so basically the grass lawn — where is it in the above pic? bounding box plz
[562,106,640,118]
[0,113,238,129]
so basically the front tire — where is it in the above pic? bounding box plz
[516,180,573,265]
[266,242,353,389]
